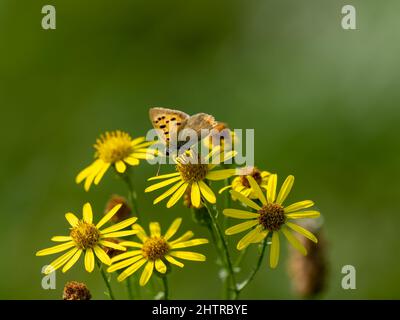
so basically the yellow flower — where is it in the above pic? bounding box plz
[76,131,154,191]
[107,218,208,286]
[145,149,237,208]
[223,174,320,268]
[36,203,138,274]
[219,167,271,199]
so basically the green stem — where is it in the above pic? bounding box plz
[162,276,169,300]
[121,169,141,220]
[119,169,142,299]
[98,261,115,300]
[126,277,134,300]
[203,201,238,300]
[236,239,267,299]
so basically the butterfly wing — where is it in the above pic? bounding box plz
[184,113,217,136]
[149,107,190,145]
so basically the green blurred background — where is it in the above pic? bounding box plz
[1,0,399,299]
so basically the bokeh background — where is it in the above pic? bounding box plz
[1,0,399,299]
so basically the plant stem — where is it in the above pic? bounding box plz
[119,169,141,299]
[236,239,267,299]
[126,277,134,300]
[121,170,141,221]
[162,276,169,300]
[203,201,238,300]
[97,261,115,300]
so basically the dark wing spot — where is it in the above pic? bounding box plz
[162,116,166,119]
[160,125,166,129]
[166,120,169,123]
[158,117,162,121]
[154,120,158,123]
[171,117,176,121]
[176,122,181,126]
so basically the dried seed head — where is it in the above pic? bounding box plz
[105,195,131,223]
[63,281,91,300]
[103,238,125,259]
[240,167,262,188]
[287,220,328,299]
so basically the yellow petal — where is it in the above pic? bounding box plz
[169,251,206,261]
[75,164,94,184]
[84,248,95,272]
[166,182,189,208]
[286,222,318,243]
[65,213,79,227]
[44,248,78,274]
[198,180,216,204]
[148,172,180,181]
[131,136,145,146]
[284,200,314,213]
[111,250,143,263]
[149,222,161,237]
[269,231,280,268]
[164,218,182,241]
[117,259,147,281]
[225,220,259,235]
[96,203,123,229]
[108,255,143,273]
[115,160,126,173]
[170,238,209,249]
[83,202,93,224]
[94,163,111,185]
[223,209,259,219]
[281,226,307,256]
[218,185,232,194]
[145,176,182,193]
[101,230,138,238]
[139,261,154,286]
[153,181,185,205]
[191,182,201,208]
[206,169,236,181]
[267,174,277,203]
[99,240,127,251]
[230,191,262,210]
[247,176,267,205]
[132,224,148,242]
[36,241,75,256]
[62,249,82,273]
[251,230,269,244]
[285,210,320,219]
[165,255,184,268]
[94,245,111,265]
[100,217,138,234]
[169,231,194,245]
[237,226,263,250]
[155,259,167,274]
[51,236,72,242]
[276,175,294,205]
[124,157,140,166]
[118,241,143,248]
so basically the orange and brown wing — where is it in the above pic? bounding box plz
[149,107,190,145]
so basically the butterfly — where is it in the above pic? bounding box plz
[149,107,227,152]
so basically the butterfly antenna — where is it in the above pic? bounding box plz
[156,163,161,176]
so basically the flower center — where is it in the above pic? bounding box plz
[70,221,100,249]
[258,203,285,231]
[141,237,169,261]
[240,167,262,188]
[176,163,209,182]
[94,131,133,163]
